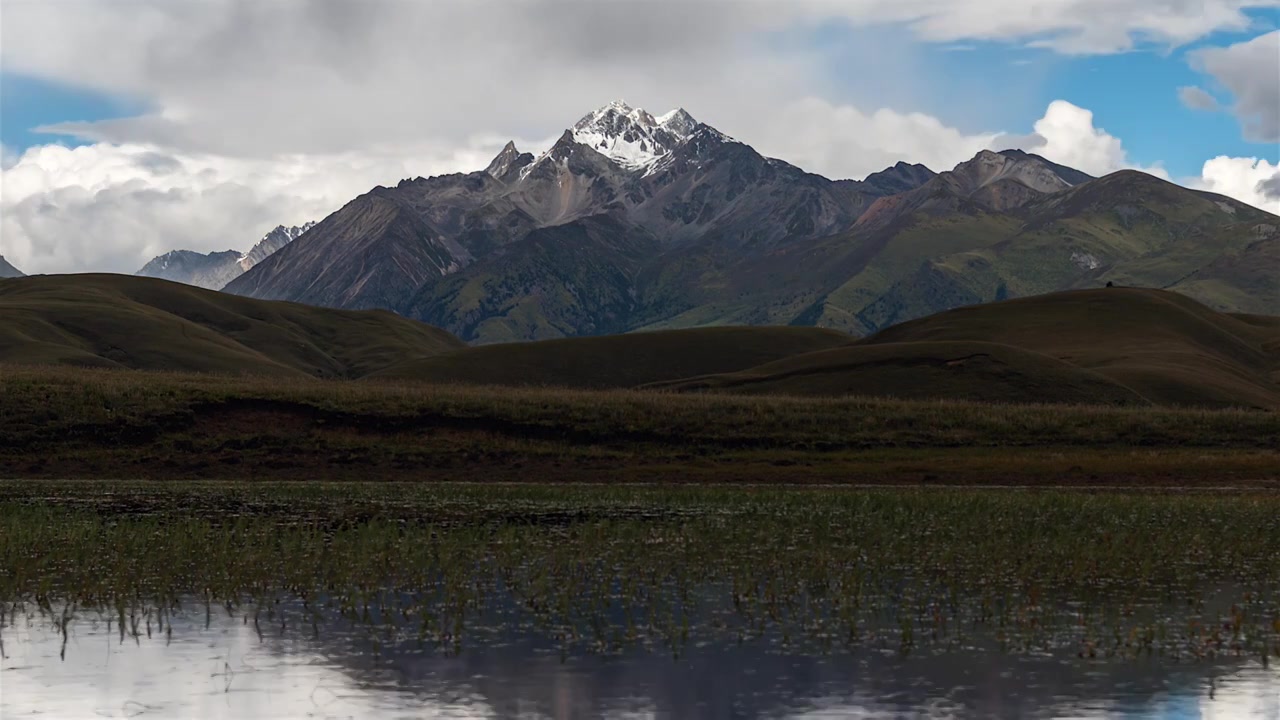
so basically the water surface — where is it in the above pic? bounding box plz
[4,604,1278,719]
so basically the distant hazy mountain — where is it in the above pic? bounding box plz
[136,249,243,290]
[0,256,24,278]
[136,222,315,290]
[223,100,1278,343]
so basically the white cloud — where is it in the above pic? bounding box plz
[1,1,815,158]
[0,141,508,275]
[993,100,1168,178]
[2,0,1276,160]
[821,0,1278,54]
[1194,156,1280,213]
[1191,30,1280,142]
[739,98,999,180]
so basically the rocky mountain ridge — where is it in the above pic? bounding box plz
[217,100,1278,343]
[135,222,315,290]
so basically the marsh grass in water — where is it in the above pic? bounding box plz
[2,483,1278,664]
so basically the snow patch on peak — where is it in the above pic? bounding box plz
[656,108,697,137]
[569,101,702,171]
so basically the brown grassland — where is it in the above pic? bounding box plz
[2,364,1277,486]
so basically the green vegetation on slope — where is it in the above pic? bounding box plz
[800,173,1277,335]
[373,325,852,388]
[0,274,464,378]
[659,288,1280,409]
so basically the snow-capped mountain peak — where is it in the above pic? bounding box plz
[569,100,700,170]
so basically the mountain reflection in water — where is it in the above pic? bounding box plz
[2,602,1277,719]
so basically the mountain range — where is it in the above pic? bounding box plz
[136,222,315,290]
[204,100,1276,343]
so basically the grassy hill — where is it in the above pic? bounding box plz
[655,288,1280,409]
[0,274,463,378]
[648,341,1148,406]
[372,325,852,388]
[4,276,1276,409]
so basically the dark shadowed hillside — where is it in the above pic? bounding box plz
[653,288,1280,409]
[372,325,852,388]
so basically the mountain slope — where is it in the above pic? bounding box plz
[406,215,660,344]
[373,325,852,388]
[224,192,465,310]
[226,102,879,339]
[221,101,1277,344]
[658,288,1280,409]
[0,257,25,278]
[793,171,1278,335]
[238,222,316,271]
[0,274,463,377]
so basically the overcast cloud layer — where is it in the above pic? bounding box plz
[2,0,1278,274]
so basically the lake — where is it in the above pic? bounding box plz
[2,483,1278,718]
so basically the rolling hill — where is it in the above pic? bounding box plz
[4,275,1277,408]
[652,288,1280,409]
[0,274,463,378]
[372,325,852,389]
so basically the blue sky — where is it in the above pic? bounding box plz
[0,74,146,154]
